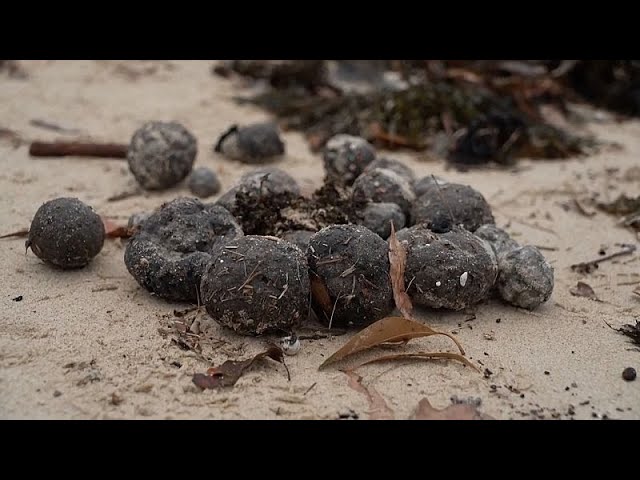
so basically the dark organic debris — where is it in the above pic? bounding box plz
[411,397,493,420]
[571,244,637,274]
[12,295,23,302]
[192,346,289,389]
[226,60,600,162]
[569,281,599,301]
[30,119,83,135]
[607,320,640,348]
[101,217,135,239]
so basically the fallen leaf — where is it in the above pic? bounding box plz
[569,281,599,301]
[411,398,493,420]
[388,222,413,319]
[101,217,134,238]
[320,316,464,369]
[192,346,289,389]
[356,352,479,371]
[343,370,394,420]
[310,273,333,316]
[0,228,29,239]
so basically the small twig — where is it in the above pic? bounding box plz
[534,245,558,251]
[236,262,262,291]
[316,256,344,266]
[0,228,29,239]
[107,189,141,202]
[304,382,317,396]
[29,141,128,158]
[432,174,456,226]
[571,244,637,273]
[29,119,83,135]
[328,291,342,330]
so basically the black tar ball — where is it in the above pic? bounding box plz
[356,202,406,239]
[124,198,242,302]
[308,224,394,328]
[27,197,105,269]
[363,157,416,185]
[127,121,197,190]
[411,182,494,233]
[396,224,498,310]
[200,236,310,335]
[188,166,221,198]
[323,134,376,186]
[352,168,416,215]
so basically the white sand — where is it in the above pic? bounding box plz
[0,60,638,419]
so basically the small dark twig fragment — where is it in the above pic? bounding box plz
[29,141,128,158]
[571,244,637,274]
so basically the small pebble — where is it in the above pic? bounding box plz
[622,367,636,381]
[188,166,221,198]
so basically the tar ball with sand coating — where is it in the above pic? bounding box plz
[188,166,221,198]
[363,157,416,185]
[495,246,554,310]
[200,236,310,336]
[124,198,243,303]
[411,182,494,233]
[26,197,105,269]
[323,134,376,186]
[355,202,406,239]
[307,224,394,328]
[127,121,197,190]
[396,224,498,310]
[352,168,416,216]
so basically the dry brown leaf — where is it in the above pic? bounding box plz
[411,398,493,420]
[388,222,413,319]
[356,351,479,372]
[310,273,333,315]
[320,316,464,369]
[569,281,599,301]
[344,370,394,420]
[192,346,288,389]
[101,217,134,239]
[0,228,29,239]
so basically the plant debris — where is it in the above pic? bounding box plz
[387,222,417,321]
[410,397,493,420]
[320,316,464,369]
[606,320,640,348]
[344,370,394,420]
[225,60,599,163]
[355,351,478,371]
[570,244,637,274]
[192,346,289,389]
[569,281,599,301]
[101,218,135,239]
[0,228,29,239]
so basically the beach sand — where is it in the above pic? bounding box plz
[1,60,638,419]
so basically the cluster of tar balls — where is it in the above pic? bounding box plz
[27,124,555,343]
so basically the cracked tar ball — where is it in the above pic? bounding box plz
[307,224,394,328]
[411,182,494,233]
[214,122,285,163]
[125,198,242,302]
[396,225,498,310]
[352,168,415,215]
[323,134,376,186]
[363,157,416,185]
[356,202,406,239]
[216,167,300,213]
[188,166,221,198]
[27,197,105,269]
[127,121,197,190]
[496,246,554,309]
[200,236,309,335]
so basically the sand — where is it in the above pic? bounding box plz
[0,60,638,420]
